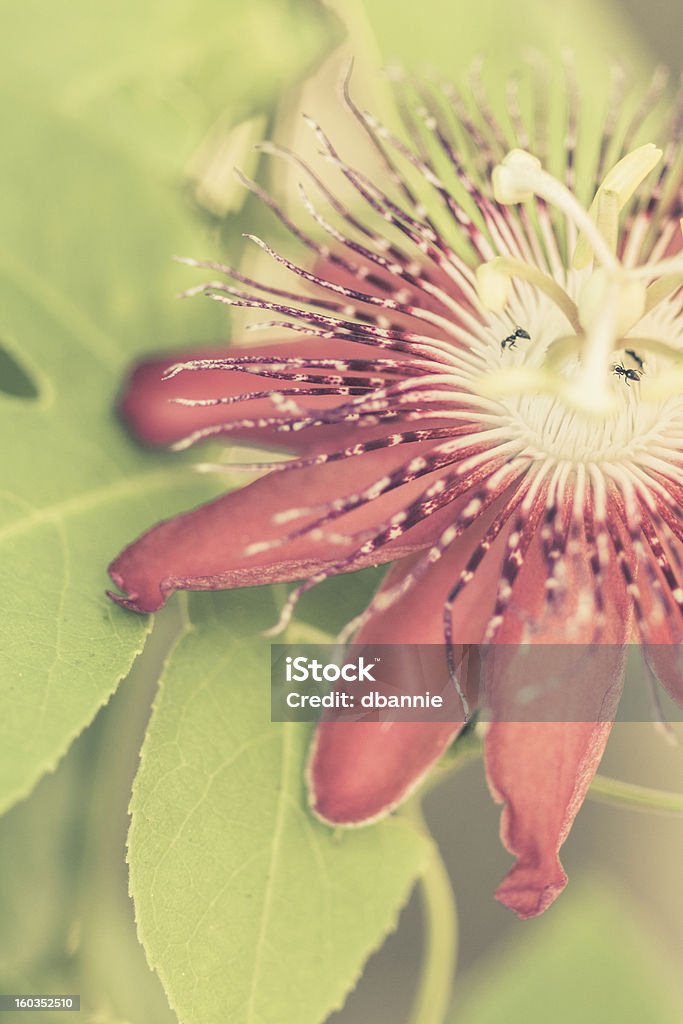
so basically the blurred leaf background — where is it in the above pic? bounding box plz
[0,0,681,1022]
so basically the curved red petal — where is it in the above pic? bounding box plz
[308,507,509,825]
[485,719,615,918]
[108,440,461,613]
[484,529,630,918]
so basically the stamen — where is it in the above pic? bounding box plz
[644,273,683,313]
[594,189,619,258]
[630,253,683,280]
[572,144,662,268]
[475,255,581,331]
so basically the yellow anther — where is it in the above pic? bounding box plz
[492,150,543,204]
[475,260,512,311]
[484,143,683,410]
[572,144,662,269]
[595,189,619,258]
[476,257,581,331]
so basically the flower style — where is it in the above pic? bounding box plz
[108,62,683,918]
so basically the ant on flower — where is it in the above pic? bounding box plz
[612,361,642,385]
[612,348,646,384]
[500,326,531,351]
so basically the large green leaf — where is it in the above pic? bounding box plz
[128,591,429,1024]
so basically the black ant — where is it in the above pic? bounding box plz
[500,326,531,351]
[612,361,642,385]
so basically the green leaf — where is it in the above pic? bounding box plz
[128,591,429,1024]
[451,882,683,1024]
[0,613,184,1024]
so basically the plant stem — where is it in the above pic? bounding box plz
[403,800,458,1024]
[588,773,683,816]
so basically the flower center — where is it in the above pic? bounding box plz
[475,144,683,414]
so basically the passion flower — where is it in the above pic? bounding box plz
[108,62,683,917]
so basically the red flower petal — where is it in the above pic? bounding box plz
[483,530,630,918]
[308,508,509,825]
[485,718,615,918]
[307,642,471,826]
[108,440,461,613]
